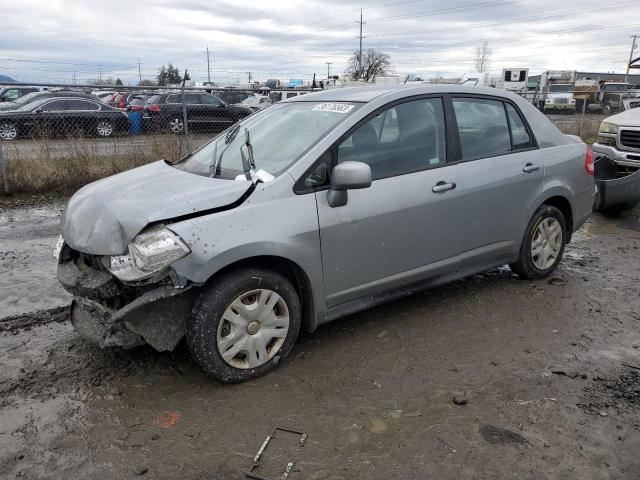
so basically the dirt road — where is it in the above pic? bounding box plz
[1,200,639,479]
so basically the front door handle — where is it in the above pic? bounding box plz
[432,181,456,193]
[522,163,540,173]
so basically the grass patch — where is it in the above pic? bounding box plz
[1,134,201,195]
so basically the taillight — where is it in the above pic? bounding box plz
[118,101,126,109]
[148,104,161,112]
[585,146,594,176]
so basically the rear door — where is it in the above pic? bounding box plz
[451,96,543,266]
[65,99,100,133]
[314,97,465,307]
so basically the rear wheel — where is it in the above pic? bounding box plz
[96,120,114,138]
[510,205,567,280]
[0,121,17,140]
[168,117,184,133]
[186,267,301,383]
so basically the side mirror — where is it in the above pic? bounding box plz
[34,108,43,114]
[326,161,372,208]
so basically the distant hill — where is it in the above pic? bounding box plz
[0,74,16,83]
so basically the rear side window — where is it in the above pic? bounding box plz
[453,98,511,160]
[338,98,446,180]
[147,95,163,104]
[505,103,533,150]
[67,100,99,111]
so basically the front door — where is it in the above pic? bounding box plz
[315,97,465,307]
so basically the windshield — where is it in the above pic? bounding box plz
[0,91,40,107]
[174,101,361,179]
[548,84,572,93]
[602,83,630,92]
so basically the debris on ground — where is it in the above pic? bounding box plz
[479,425,528,446]
[548,276,568,286]
[453,393,468,405]
[578,369,640,415]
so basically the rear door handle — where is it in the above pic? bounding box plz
[432,181,456,193]
[523,163,540,173]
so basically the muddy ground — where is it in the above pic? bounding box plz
[1,199,639,480]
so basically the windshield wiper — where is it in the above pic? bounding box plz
[209,140,219,178]
[240,128,256,181]
[225,123,241,144]
[240,128,274,184]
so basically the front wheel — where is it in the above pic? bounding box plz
[509,205,567,280]
[186,267,301,383]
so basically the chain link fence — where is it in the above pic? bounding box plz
[0,81,627,194]
[0,83,318,193]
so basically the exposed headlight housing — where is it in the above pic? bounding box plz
[108,225,190,282]
[599,122,618,134]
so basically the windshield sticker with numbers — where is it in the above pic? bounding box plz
[312,103,355,114]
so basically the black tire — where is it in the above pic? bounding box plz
[186,267,301,383]
[603,103,612,115]
[509,205,567,280]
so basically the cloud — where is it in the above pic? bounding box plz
[0,0,636,84]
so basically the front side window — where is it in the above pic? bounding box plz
[337,98,446,180]
[505,104,532,150]
[453,98,511,160]
[174,101,360,179]
[40,100,68,112]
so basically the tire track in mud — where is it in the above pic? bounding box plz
[0,305,70,333]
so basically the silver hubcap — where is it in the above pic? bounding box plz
[217,289,290,370]
[531,217,562,270]
[169,118,184,132]
[97,121,113,137]
[0,122,17,140]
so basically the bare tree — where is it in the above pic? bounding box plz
[346,49,391,82]
[474,41,492,73]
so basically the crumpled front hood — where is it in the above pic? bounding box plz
[61,160,252,255]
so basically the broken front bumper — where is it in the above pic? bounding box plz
[594,155,640,211]
[58,249,196,351]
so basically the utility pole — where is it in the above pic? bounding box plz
[356,9,366,80]
[206,45,211,84]
[99,66,102,83]
[138,58,142,84]
[626,35,637,81]
[248,72,252,84]
[325,62,332,79]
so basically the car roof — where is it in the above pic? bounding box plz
[286,84,519,103]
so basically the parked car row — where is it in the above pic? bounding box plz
[0,89,265,140]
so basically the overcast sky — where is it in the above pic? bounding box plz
[0,0,638,85]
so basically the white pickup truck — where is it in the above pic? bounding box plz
[591,108,640,211]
